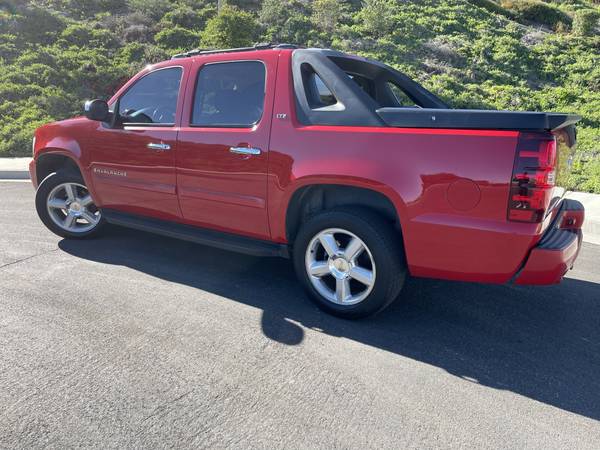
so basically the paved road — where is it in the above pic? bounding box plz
[1,181,599,449]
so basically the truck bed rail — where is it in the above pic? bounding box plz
[376,108,581,132]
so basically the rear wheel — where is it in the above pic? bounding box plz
[35,171,105,239]
[293,208,407,319]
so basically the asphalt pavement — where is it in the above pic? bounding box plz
[1,181,599,449]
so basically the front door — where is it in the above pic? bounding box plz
[176,56,277,239]
[88,65,186,220]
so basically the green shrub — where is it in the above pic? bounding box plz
[579,159,600,194]
[160,6,215,31]
[200,5,259,49]
[155,26,200,51]
[127,0,170,21]
[500,0,572,31]
[573,9,599,36]
[259,0,312,43]
[568,158,600,194]
[468,0,512,18]
[311,0,349,35]
[358,0,399,37]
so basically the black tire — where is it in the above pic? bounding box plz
[35,170,105,239]
[293,208,407,319]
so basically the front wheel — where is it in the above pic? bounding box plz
[35,170,105,239]
[293,208,407,319]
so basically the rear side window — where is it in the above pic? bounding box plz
[118,67,182,125]
[192,61,266,127]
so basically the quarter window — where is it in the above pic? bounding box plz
[192,61,266,127]
[386,82,418,108]
[300,63,338,109]
[118,67,182,125]
[311,73,337,107]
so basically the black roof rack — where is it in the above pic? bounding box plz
[171,43,299,59]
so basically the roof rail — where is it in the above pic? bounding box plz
[171,43,299,59]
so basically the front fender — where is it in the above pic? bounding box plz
[33,120,95,195]
[34,122,83,161]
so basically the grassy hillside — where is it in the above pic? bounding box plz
[1,0,599,191]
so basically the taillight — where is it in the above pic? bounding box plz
[508,133,557,223]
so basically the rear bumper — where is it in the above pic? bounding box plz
[514,199,584,285]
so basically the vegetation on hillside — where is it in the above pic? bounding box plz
[1,0,599,192]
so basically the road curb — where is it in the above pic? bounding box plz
[566,192,600,246]
[0,157,31,180]
[583,223,600,246]
[0,170,30,179]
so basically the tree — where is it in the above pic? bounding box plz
[200,5,258,49]
[155,26,200,51]
[259,0,311,44]
[359,0,397,38]
[127,0,171,21]
[160,5,215,31]
[311,0,347,35]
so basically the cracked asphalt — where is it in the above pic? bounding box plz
[1,181,600,449]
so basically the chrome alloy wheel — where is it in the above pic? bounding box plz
[46,182,101,233]
[305,228,376,305]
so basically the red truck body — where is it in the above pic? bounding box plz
[31,46,584,294]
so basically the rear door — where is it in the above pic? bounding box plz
[89,64,188,220]
[176,53,277,239]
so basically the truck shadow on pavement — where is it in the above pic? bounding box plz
[59,226,600,422]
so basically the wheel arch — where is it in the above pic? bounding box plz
[35,150,84,186]
[285,183,405,244]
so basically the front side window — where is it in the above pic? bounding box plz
[118,67,183,125]
[192,61,266,127]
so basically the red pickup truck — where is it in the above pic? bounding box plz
[30,44,585,318]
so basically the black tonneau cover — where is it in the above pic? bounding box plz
[376,108,581,132]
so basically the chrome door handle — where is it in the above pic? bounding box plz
[229,146,261,156]
[147,142,171,151]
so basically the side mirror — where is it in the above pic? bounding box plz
[84,99,110,122]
